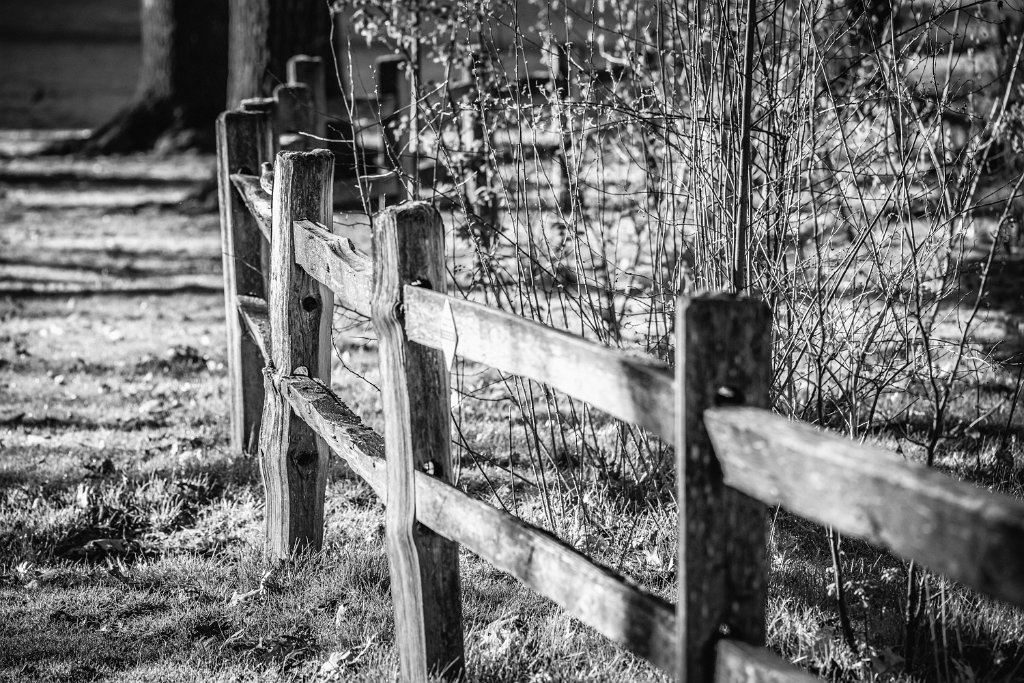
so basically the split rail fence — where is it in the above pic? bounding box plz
[217,57,1024,683]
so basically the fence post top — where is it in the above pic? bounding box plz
[379,200,440,221]
[275,148,334,164]
[676,291,769,309]
[219,109,271,124]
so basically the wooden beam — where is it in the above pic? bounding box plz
[280,373,678,677]
[404,287,675,444]
[714,641,816,683]
[231,174,272,240]
[237,294,271,363]
[216,110,273,455]
[704,405,1024,608]
[293,219,372,318]
[676,296,771,682]
[259,149,335,558]
[372,202,464,680]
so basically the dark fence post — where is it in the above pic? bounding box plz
[274,84,314,151]
[376,55,413,203]
[675,294,771,681]
[259,149,335,558]
[217,110,274,454]
[372,202,465,681]
[287,54,327,141]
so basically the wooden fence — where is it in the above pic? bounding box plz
[216,59,1024,683]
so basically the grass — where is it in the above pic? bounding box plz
[3,151,1024,681]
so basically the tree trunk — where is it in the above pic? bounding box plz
[56,0,229,155]
[227,0,333,107]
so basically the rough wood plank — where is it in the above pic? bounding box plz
[293,218,372,317]
[715,641,817,683]
[258,149,335,558]
[415,466,679,677]
[280,375,387,495]
[231,173,272,240]
[217,110,273,454]
[280,373,678,677]
[676,296,771,682]
[237,295,271,363]
[404,287,675,444]
[371,202,464,680]
[704,406,1024,608]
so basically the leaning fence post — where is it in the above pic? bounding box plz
[258,149,335,558]
[372,202,465,680]
[217,110,274,454]
[675,294,771,681]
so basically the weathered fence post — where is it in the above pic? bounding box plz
[372,202,465,680]
[287,54,327,140]
[675,295,771,681]
[259,149,335,558]
[217,110,274,454]
[456,47,498,244]
[274,84,314,151]
[239,97,279,283]
[376,55,413,203]
[545,36,573,214]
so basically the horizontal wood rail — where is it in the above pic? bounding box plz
[280,373,679,675]
[231,174,271,239]
[236,295,271,361]
[715,641,819,683]
[704,406,1024,608]
[404,287,676,444]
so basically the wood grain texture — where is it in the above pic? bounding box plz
[714,641,817,683]
[676,296,771,682]
[217,110,274,454]
[280,373,678,677]
[237,295,271,363]
[231,173,272,240]
[258,149,335,558]
[404,287,675,444]
[415,468,679,676]
[231,173,375,316]
[293,219,372,317]
[704,406,1024,608]
[371,202,464,680]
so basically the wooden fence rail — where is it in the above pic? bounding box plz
[215,57,1024,683]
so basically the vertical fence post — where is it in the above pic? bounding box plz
[545,36,573,214]
[240,97,279,284]
[287,54,327,140]
[456,47,498,245]
[217,110,274,455]
[372,202,465,681]
[376,55,412,203]
[274,84,314,151]
[675,295,771,681]
[259,149,335,558]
